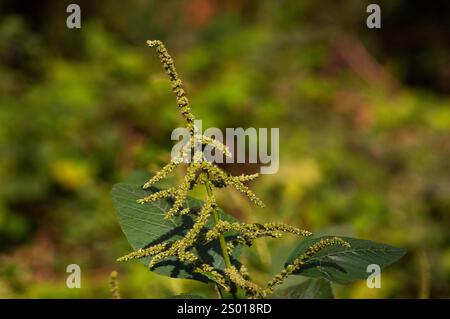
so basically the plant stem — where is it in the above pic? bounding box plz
[205,182,232,269]
[214,284,224,299]
[205,181,239,299]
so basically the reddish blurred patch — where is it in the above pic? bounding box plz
[333,90,373,130]
[182,0,217,28]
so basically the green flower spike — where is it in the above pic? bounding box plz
[117,40,351,298]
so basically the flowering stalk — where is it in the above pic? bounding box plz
[109,271,121,299]
[117,40,351,298]
[206,182,232,269]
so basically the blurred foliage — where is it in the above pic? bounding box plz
[0,0,449,298]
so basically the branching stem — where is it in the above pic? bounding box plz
[205,181,239,298]
[206,182,232,269]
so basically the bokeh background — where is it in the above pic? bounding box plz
[0,0,449,298]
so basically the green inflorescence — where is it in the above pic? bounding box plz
[117,40,350,298]
[109,271,121,299]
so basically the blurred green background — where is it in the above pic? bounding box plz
[0,0,449,298]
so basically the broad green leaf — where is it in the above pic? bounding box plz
[272,278,334,299]
[286,236,406,284]
[111,183,240,282]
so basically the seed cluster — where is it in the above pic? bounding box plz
[225,266,265,298]
[205,221,312,243]
[264,237,351,295]
[147,40,195,135]
[109,271,121,299]
[117,40,351,298]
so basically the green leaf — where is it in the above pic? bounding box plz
[111,183,240,282]
[286,236,406,284]
[272,278,334,299]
